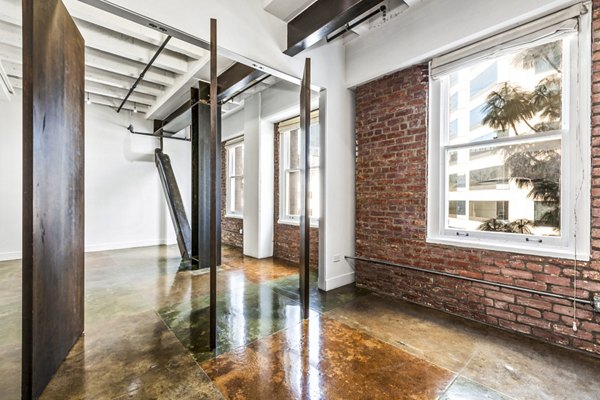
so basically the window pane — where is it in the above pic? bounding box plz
[309,167,319,218]
[234,177,244,213]
[287,170,300,216]
[447,38,564,145]
[446,138,561,236]
[234,145,244,176]
[309,124,320,168]
[289,129,300,169]
[448,200,466,218]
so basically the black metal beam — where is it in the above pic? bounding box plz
[117,35,171,113]
[217,62,269,103]
[285,0,384,56]
[326,5,386,42]
[127,125,190,141]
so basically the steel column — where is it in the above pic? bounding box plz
[299,58,311,319]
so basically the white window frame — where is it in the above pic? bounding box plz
[427,5,591,260]
[278,119,320,228]
[225,138,244,219]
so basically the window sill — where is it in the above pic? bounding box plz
[426,234,589,262]
[278,218,319,229]
[224,213,243,220]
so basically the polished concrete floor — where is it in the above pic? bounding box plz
[1,245,600,399]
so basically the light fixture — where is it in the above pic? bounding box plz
[86,92,91,105]
[133,102,138,113]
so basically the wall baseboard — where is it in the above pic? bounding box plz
[0,239,178,262]
[84,239,177,253]
[0,251,22,262]
[324,271,355,291]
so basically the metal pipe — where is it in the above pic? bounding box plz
[326,5,386,43]
[127,125,190,142]
[117,35,172,113]
[345,255,593,306]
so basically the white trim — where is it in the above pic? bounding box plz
[427,4,591,261]
[0,251,21,262]
[84,239,175,253]
[277,217,319,228]
[324,271,356,291]
[226,140,244,217]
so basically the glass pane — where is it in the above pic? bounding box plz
[446,138,561,236]
[447,38,564,145]
[309,124,320,168]
[233,177,244,213]
[234,145,244,176]
[287,171,300,216]
[309,167,319,218]
[289,129,300,169]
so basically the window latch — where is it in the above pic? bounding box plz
[525,238,542,243]
[456,232,469,237]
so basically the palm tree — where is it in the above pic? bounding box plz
[478,218,508,232]
[512,41,562,73]
[482,83,537,135]
[477,41,563,233]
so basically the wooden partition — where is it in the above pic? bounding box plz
[22,0,85,398]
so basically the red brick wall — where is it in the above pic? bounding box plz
[221,145,243,248]
[354,44,600,355]
[274,124,319,269]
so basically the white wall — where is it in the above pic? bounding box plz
[109,0,356,290]
[0,91,189,260]
[345,0,579,87]
[0,90,22,261]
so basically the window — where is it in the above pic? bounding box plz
[279,114,320,225]
[225,139,244,217]
[428,5,591,260]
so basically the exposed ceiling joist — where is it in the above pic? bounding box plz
[284,0,384,56]
[74,19,188,74]
[84,81,156,106]
[84,48,175,87]
[146,55,235,120]
[63,0,204,60]
[84,66,165,97]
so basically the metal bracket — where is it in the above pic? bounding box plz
[593,293,600,312]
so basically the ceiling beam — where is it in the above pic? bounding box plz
[284,0,384,56]
[0,5,188,75]
[73,19,188,74]
[84,81,156,106]
[63,0,205,60]
[216,62,269,103]
[145,54,210,120]
[7,76,149,113]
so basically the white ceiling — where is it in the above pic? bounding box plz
[0,0,240,119]
[262,0,317,22]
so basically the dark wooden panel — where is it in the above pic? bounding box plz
[299,59,311,319]
[22,0,85,398]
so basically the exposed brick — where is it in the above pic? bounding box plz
[354,31,600,356]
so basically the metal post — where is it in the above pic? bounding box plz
[209,18,219,350]
[299,58,311,319]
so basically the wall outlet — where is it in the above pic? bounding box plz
[593,293,600,313]
[332,255,341,263]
